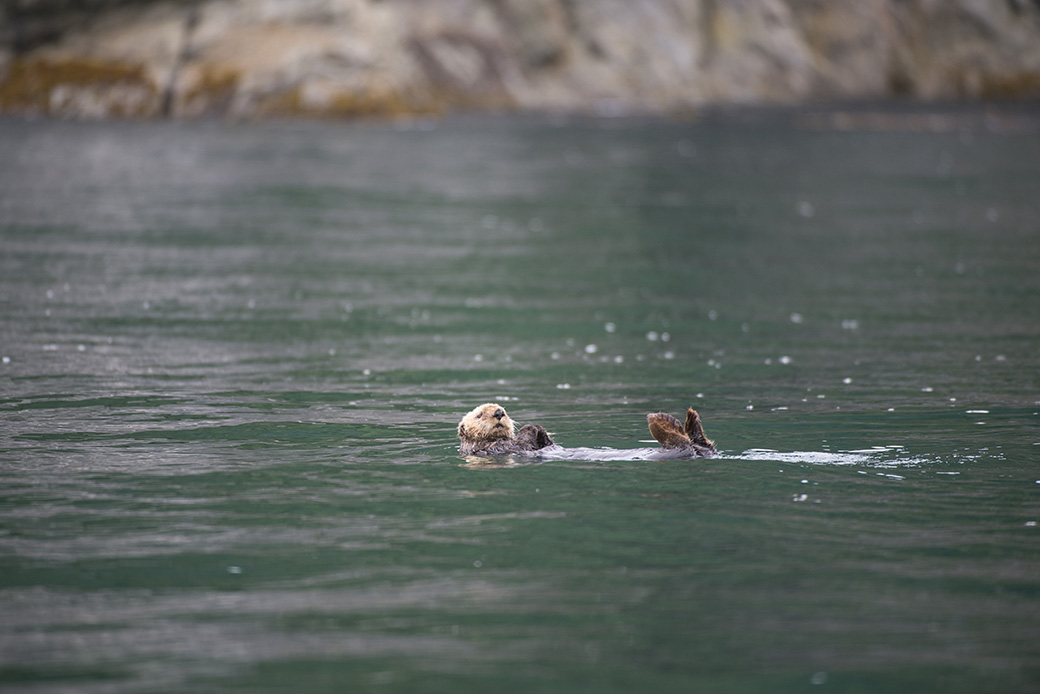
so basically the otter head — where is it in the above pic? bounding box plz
[458,403,515,443]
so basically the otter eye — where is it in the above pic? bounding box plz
[475,413,483,419]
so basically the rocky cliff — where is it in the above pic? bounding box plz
[2,0,1039,119]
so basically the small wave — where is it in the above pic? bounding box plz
[729,448,875,466]
[729,446,931,468]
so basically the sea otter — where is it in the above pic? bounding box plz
[457,403,716,458]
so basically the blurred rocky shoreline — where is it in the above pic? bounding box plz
[2,0,1040,120]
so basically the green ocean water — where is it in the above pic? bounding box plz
[1,106,1039,693]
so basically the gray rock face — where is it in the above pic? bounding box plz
[2,0,1039,119]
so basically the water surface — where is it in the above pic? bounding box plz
[1,106,1039,692]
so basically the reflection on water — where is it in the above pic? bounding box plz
[460,454,534,468]
[1,105,1039,693]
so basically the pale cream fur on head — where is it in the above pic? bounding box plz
[457,403,515,443]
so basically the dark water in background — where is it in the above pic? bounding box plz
[1,105,1039,693]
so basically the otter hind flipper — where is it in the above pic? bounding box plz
[647,412,692,449]
[683,408,715,450]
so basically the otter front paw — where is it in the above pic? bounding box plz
[515,424,554,451]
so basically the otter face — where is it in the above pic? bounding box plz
[458,403,515,443]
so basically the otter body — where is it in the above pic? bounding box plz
[457,403,716,459]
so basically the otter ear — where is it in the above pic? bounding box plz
[647,412,691,449]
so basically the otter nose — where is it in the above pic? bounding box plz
[493,408,505,420]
